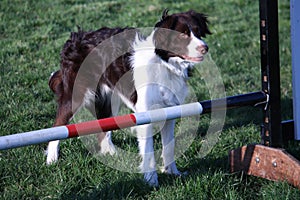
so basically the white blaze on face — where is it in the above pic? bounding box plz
[183,32,208,63]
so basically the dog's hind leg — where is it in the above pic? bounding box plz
[92,89,117,155]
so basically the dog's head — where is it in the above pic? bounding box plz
[154,9,211,63]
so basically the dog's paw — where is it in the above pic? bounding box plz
[162,168,189,179]
[99,138,117,156]
[99,143,117,155]
[46,141,59,165]
[97,132,117,155]
[46,152,58,165]
[144,171,159,187]
[161,162,188,177]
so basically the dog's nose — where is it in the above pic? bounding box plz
[196,44,209,55]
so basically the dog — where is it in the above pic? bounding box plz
[47,9,211,186]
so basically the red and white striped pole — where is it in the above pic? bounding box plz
[0,102,203,150]
[0,91,267,150]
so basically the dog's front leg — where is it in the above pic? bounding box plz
[161,119,181,176]
[46,101,74,165]
[136,124,158,187]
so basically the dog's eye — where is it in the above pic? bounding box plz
[197,31,203,39]
[179,33,189,39]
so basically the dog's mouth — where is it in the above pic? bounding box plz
[181,55,204,63]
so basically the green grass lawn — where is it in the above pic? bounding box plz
[1,0,300,199]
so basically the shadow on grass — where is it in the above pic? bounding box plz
[61,178,155,200]
[93,180,154,199]
[58,155,235,199]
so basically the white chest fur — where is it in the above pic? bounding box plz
[131,32,191,110]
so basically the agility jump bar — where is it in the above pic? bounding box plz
[0,91,266,150]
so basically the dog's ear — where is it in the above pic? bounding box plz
[161,9,169,20]
[188,10,212,37]
[155,9,170,27]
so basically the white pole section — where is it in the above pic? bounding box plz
[0,102,203,150]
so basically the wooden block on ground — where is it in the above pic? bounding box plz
[229,144,300,189]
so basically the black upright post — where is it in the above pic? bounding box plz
[259,0,282,147]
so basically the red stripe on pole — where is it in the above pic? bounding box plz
[67,114,136,138]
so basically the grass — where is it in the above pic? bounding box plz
[0,0,299,199]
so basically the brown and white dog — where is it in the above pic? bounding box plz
[47,10,211,186]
